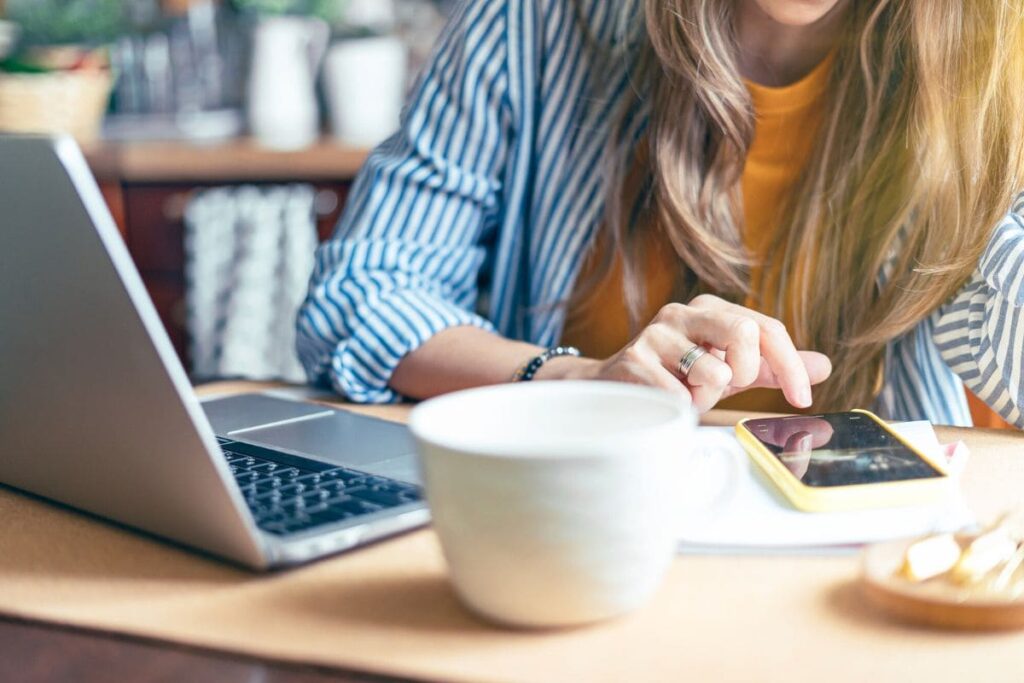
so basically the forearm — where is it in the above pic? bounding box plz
[387,298,830,408]
[389,326,593,399]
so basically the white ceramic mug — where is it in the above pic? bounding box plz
[409,381,696,629]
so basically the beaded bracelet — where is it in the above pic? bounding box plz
[512,346,582,382]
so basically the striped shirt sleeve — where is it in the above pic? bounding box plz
[296,0,512,403]
[934,192,1024,427]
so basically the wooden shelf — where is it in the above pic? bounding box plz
[84,137,371,183]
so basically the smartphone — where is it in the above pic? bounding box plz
[735,409,951,512]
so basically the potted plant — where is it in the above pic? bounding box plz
[0,0,125,143]
[7,0,124,51]
[232,0,340,19]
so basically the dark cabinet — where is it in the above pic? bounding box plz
[101,178,353,370]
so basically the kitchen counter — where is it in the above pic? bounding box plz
[83,137,371,183]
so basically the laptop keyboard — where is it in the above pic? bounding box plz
[217,438,423,536]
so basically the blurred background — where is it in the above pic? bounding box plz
[0,0,451,145]
[0,0,453,385]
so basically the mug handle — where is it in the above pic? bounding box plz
[307,18,331,75]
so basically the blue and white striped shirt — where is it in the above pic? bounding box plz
[296,0,1024,428]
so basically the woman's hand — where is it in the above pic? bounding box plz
[537,294,832,412]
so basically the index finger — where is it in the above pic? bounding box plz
[691,299,811,408]
[757,317,812,408]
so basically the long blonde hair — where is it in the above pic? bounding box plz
[587,0,1024,410]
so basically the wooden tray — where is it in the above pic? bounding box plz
[861,540,1024,630]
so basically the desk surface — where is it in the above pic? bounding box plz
[2,382,1023,683]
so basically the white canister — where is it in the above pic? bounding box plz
[323,35,407,148]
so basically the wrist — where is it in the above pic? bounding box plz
[531,355,597,381]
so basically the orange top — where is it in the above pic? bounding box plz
[561,55,833,413]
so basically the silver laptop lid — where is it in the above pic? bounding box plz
[0,135,267,568]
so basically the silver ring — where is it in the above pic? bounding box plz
[677,344,708,379]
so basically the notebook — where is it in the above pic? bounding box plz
[676,422,973,554]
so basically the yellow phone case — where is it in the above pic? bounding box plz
[735,409,951,512]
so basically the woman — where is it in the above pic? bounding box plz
[297,0,1024,427]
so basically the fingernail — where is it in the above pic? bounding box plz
[799,388,812,408]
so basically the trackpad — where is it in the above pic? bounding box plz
[202,393,331,434]
[236,410,421,484]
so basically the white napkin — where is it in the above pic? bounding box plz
[675,422,973,554]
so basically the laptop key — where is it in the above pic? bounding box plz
[254,489,284,503]
[254,476,282,491]
[277,499,304,516]
[308,509,350,526]
[320,468,369,484]
[316,480,347,496]
[340,485,368,497]
[302,501,330,515]
[258,509,290,524]
[282,514,315,532]
[292,473,322,486]
[250,503,280,518]
[328,497,381,516]
[276,483,307,498]
[301,490,330,505]
[351,487,408,508]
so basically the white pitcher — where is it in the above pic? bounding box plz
[247,16,329,150]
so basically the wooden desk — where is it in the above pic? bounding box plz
[1,383,1022,683]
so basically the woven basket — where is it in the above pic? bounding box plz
[0,69,112,143]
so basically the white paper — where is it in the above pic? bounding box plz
[675,422,974,552]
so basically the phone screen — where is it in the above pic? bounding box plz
[742,412,943,487]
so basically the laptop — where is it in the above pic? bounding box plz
[0,134,429,569]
